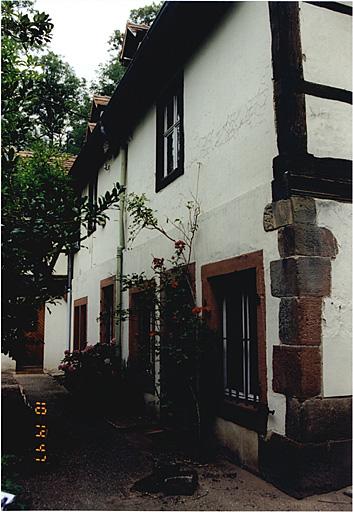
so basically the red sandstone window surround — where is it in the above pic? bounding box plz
[73,297,88,351]
[201,250,268,433]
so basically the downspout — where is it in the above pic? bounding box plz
[66,252,74,351]
[116,146,128,359]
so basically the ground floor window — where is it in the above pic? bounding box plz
[220,268,259,402]
[73,297,87,351]
[129,290,155,393]
[100,277,115,344]
[201,251,267,410]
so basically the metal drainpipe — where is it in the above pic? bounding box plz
[115,146,127,359]
[66,252,74,351]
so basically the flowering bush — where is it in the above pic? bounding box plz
[124,194,219,452]
[59,341,119,393]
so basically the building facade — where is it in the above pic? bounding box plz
[40,1,352,497]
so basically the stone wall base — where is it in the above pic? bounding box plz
[258,432,352,498]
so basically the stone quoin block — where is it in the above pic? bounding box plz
[286,396,352,443]
[259,432,352,498]
[270,256,331,297]
[278,224,338,259]
[279,297,322,345]
[263,199,293,232]
[272,345,321,398]
[263,196,317,232]
[290,196,317,225]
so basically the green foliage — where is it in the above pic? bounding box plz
[2,1,90,154]
[1,0,53,150]
[129,2,162,25]
[2,144,123,358]
[91,2,162,96]
[123,195,218,448]
[30,52,90,148]
[1,455,24,507]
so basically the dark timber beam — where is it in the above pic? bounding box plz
[268,1,352,203]
[269,2,307,156]
[305,2,353,16]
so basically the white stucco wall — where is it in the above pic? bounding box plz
[300,2,352,91]
[53,253,67,276]
[300,2,352,160]
[2,354,16,371]
[44,299,68,371]
[71,155,121,345]
[316,199,352,397]
[122,2,286,435]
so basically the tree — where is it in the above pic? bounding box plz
[129,2,162,25]
[2,144,123,359]
[1,0,54,150]
[2,1,90,155]
[91,2,162,96]
[29,52,89,148]
[1,2,122,358]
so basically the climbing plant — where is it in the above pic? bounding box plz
[122,194,219,454]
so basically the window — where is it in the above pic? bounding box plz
[129,290,155,394]
[100,277,115,344]
[220,269,259,402]
[201,252,268,432]
[156,74,184,191]
[73,297,87,351]
[88,172,98,235]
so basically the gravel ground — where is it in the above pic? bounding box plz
[2,371,352,511]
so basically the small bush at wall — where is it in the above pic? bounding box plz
[59,342,120,410]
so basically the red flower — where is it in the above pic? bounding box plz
[174,240,186,251]
[152,257,164,269]
[171,280,179,289]
[192,306,202,315]
[148,331,157,337]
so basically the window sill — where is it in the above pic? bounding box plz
[156,167,183,192]
[218,398,269,434]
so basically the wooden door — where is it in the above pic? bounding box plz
[16,305,45,373]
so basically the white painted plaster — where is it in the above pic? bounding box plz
[300,2,352,91]
[215,417,259,473]
[2,354,16,371]
[306,96,352,160]
[53,253,67,276]
[44,299,67,372]
[316,199,352,397]
[122,3,286,439]
[71,155,122,346]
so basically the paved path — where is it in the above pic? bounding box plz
[2,371,352,511]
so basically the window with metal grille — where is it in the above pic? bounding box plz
[130,292,155,394]
[156,74,184,191]
[220,269,259,403]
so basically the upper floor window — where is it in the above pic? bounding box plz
[88,172,98,235]
[156,74,184,192]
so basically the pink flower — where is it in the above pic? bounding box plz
[152,257,164,269]
[64,350,70,355]
[174,240,186,251]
